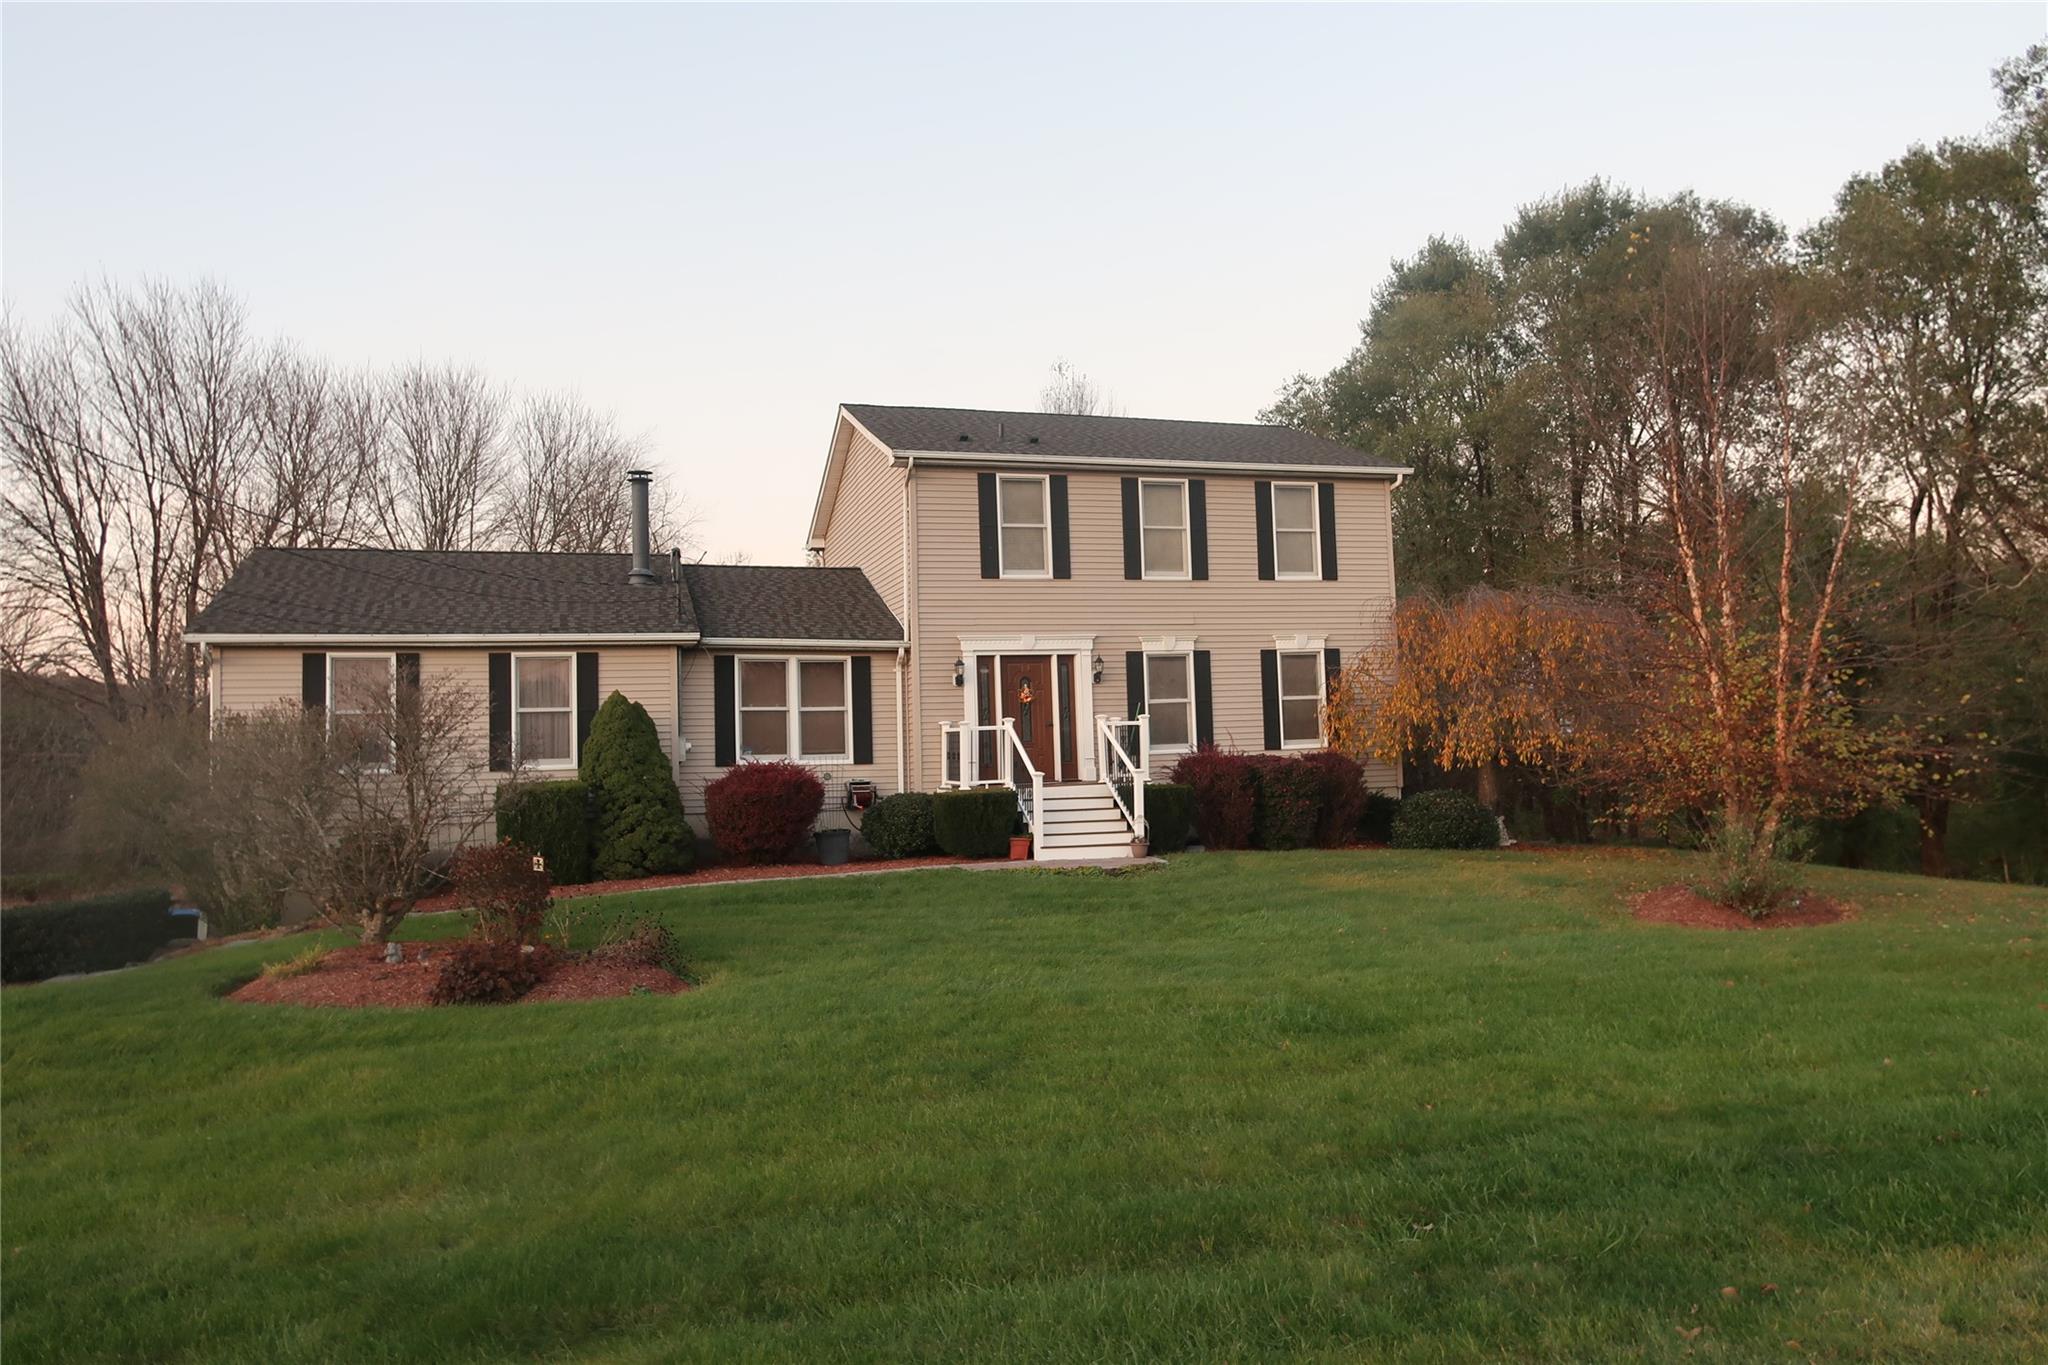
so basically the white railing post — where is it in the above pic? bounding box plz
[1134,712,1149,844]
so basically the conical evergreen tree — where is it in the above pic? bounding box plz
[578,692,694,878]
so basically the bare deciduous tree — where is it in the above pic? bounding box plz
[371,362,504,551]
[500,393,693,554]
[1040,359,1122,416]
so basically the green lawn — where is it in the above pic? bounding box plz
[4,850,2045,1363]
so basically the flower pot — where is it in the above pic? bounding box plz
[815,827,851,867]
[1130,838,1149,859]
[1008,835,1032,861]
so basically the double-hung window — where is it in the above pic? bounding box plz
[1277,650,1324,748]
[1143,652,1195,749]
[1272,482,1320,579]
[997,475,1051,577]
[328,653,395,766]
[738,656,851,762]
[513,654,574,768]
[1139,479,1189,579]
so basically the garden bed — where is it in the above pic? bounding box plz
[228,944,688,1008]
[1630,883,1855,930]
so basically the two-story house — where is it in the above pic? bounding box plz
[187,403,1404,862]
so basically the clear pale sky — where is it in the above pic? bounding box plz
[4,4,2039,564]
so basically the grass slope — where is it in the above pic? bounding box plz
[4,849,2045,1362]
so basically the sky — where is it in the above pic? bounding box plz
[4,3,2040,565]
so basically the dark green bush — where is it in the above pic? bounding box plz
[1250,757,1322,851]
[496,780,593,885]
[1,888,181,983]
[1359,791,1401,843]
[1143,783,1194,853]
[862,792,938,858]
[932,788,1019,859]
[579,693,694,879]
[1391,789,1499,850]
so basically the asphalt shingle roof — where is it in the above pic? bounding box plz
[187,549,902,643]
[679,563,902,642]
[841,403,1400,471]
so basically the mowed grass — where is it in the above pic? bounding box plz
[4,850,2045,1363]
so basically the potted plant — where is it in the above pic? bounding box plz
[1008,832,1031,861]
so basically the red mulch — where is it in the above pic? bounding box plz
[411,853,969,913]
[227,943,687,1009]
[1630,883,1855,931]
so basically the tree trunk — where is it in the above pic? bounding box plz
[1915,792,1951,878]
[1475,762,1502,813]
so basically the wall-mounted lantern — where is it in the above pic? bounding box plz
[953,657,966,687]
[1090,655,1104,686]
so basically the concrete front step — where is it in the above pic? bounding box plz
[1037,839,1142,861]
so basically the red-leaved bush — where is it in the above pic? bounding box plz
[449,840,552,945]
[704,761,825,864]
[430,940,549,1005]
[1296,750,1368,848]
[1249,756,1321,850]
[1168,746,1259,850]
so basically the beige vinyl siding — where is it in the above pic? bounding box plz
[818,427,907,621]
[907,466,1400,793]
[674,647,902,835]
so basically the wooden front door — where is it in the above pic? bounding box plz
[998,654,1057,778]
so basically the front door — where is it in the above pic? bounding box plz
[998,654,1056,778]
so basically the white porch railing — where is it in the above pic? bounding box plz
[939,718,1044,836]
[1095,712,1149,843]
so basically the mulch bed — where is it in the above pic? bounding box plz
[1630,883,1855,931]
[227,943,687,1009]
[412,853,971,912]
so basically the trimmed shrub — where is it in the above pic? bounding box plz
[1143,783,1195,853]
[593,917,687,977]
[496,780,593,885]
[1391,789,1499,850]
[0,888,180,983]
[579,693,694,879]
[932,788,1019,859]
[450,840,552,946]
[704,760,826,864]
[430,940,548,1005]
[1297,751,1368,848]
[1359,791,1401,843]
[1250,757,1321,851]
[1168,746,1259,850]
[862,792,939,859]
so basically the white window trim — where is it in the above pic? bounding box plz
[1142,649,1197,754]
[1271,480,1322,581]
[736,654,854,764]
[326,651,397,769]
[512,652,577,771]
[996,473,1053,580]
[1276,647,1326,749]
[1138,477,1191,581]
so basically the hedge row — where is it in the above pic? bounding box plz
[0,888,184,983]
[932,789,1018,859]
[496,781,593,885]
[1168,747,1381,851]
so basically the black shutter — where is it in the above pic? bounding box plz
[1188,479,1208,580]
[1260,649,1281,751]
[1254,481,1275,580]
[487,652,512,772]
[977,473,1000,579]
[1121,477,1141,580]
[851,656,874,765]
[396,652,420,694]
[301,652,326,711]
[1126,650,1144,719]
[1193,650,1214,748]
[713,654,736,767]
[1318,481,1339,580]
[1050,475,1071,579]
[1324,647,1343,733]
[395,653,422,770]
[576,652,600,756]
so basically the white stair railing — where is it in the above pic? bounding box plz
[997,717,1042,836]
[938,721,1011,789]
[1094,713,1149,844]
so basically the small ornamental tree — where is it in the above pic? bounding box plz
[450,840,552,946]
[579,692,693,879]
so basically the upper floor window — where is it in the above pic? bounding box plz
[1277,649,1323,747]
[1272,483,1320,579]
[1143,652,1194,749]
[1139,480,1189,579]
[739,656,851,762]
[514,654,574,768]
[328,652,395,766]
[998,475,1050,578]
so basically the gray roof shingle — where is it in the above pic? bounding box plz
[679,563,902,643]
[187,550,902,643]
[841,403,1399,471]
